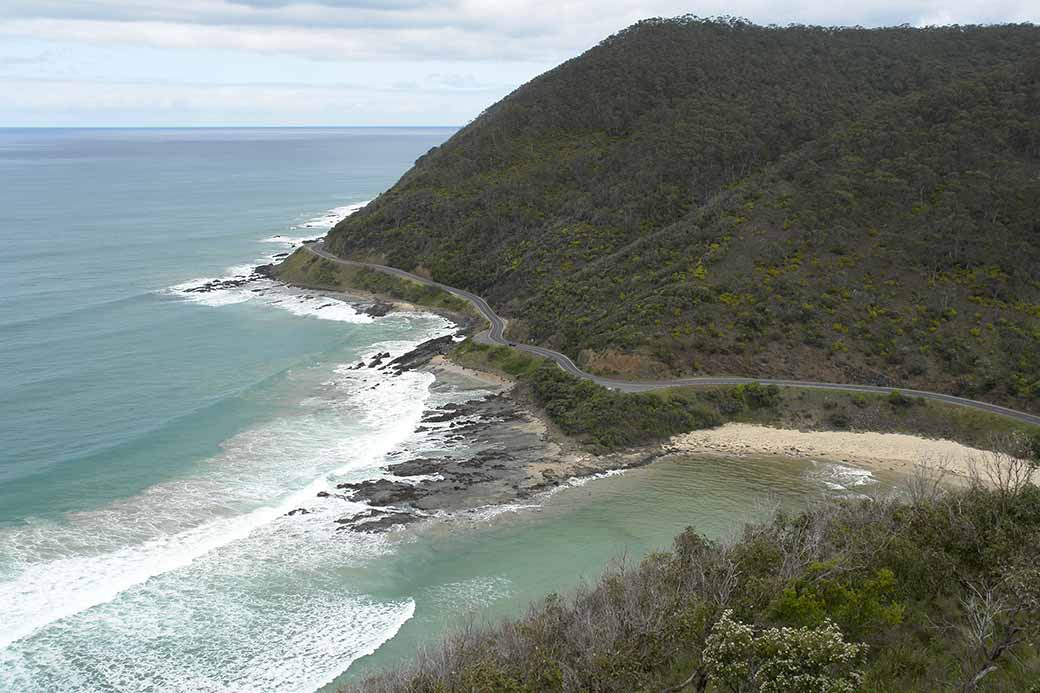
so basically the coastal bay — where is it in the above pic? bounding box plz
[0,127,892,691]
[6,10,1040,691]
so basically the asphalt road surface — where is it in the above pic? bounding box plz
[303,241,1040,427]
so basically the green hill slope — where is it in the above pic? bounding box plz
[326,17,1040,411]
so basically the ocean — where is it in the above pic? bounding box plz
[0,128,883,691]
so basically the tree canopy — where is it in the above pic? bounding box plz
[327,17,1040,412]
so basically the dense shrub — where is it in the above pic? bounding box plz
[886,389,913,408]
[526,363,721,450]
[353,472,1040,692]
[452,340,1040,453]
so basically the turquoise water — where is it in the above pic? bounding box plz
[0,127,457,517]
[339,455,894,686]
[0,128,888,691]
[0,128,463,689]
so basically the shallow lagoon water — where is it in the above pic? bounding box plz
[338,453,895,686]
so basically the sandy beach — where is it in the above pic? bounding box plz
[425,354,513,389]
[670,423,1022,481]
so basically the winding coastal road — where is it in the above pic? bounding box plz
[304,241,1040,427]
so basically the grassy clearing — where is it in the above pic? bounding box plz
[272,248,479,318]
[451,340,544,379]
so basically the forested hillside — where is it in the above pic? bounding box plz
[326,17,1040,411]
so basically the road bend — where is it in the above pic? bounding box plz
[303,241,1040,427]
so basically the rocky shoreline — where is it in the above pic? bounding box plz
[281,328,665,534]
[182,246,405,320]
[329,357,666,533]
[253,256,662,534]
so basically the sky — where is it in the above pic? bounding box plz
[0,1,1037,127]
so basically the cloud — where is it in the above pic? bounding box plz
[223,0,430,8]
[2,1,1031,64]
[0,1,1036,125]
[0,51,51,66]
[0,74,505,125]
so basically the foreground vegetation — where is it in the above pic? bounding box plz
[328,18,1040,413]
[453,341,1040,454]
[354,466,1040,691]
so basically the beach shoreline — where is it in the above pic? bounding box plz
[331,348,670,532]
[668,423,1022,483]
[262,251,1034,525]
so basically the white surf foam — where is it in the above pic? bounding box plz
[169,276,373,322]
[1,542,416,693]
[166,200,376,319]
[0,329,459,689]
[259,234,320,246]
[169,284,255,306]
[566,468,626,488]
[445,467,629,525]
[806,461,878,493]
[461,502,544,523]
[254,200,370,248]
[0,352,439,653]
[166,267,260,307]
[0,197,466,687]
[0,481,329,650]
[292,200,369,230]
[264,287,374,323]
[423,576,512,610]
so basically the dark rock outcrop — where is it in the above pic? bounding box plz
[387,456,449,476]
[336,509,419,533]
[381,335,455,375]
[361,301,393,317]
[336,479,429,505]
[184,267,270,293]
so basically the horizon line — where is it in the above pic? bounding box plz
[0,125,463,130]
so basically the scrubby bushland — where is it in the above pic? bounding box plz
[452,340,789,451]
[352,460,1040,692]
[327,17,1040,413]
[451,341,1040,453]
[525,363,722,450]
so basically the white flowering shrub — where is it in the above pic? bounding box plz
[702,610,756,691]
[703,610,866,693]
